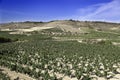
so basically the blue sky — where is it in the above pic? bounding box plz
[0,0,120,23]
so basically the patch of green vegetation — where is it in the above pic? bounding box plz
[0,71,10,80]
[0,31,26,41]
[25,34,53,41]
[0,37,18,43]
[42,28,63,33]
[0,31,53,41]
[79,31,120,39]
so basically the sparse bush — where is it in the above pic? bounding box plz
[0,37,12,43]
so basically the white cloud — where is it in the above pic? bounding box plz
[75,0,120,22]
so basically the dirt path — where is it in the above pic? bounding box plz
[0,66,35,80]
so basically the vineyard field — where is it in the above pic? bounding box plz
[0,21,120,80]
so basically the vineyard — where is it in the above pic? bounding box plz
[0,31,120,80]
[0,25,120,80]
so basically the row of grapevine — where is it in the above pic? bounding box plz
[0,40,120,80]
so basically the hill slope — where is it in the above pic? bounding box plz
[0,20,120,33]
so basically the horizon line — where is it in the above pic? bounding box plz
[1,19,120,24]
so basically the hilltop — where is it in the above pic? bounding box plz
[0,20,120,34]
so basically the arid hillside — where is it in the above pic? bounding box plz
[0,20,120,33]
